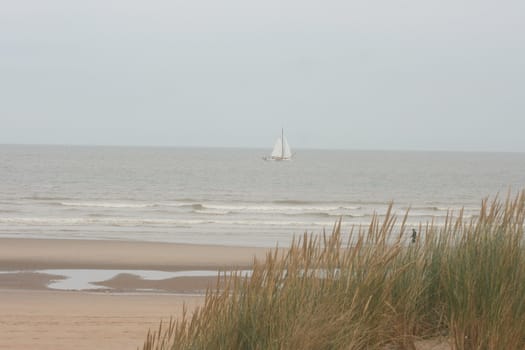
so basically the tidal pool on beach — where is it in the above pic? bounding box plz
[0,269,252,291]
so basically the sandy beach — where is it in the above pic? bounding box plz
[0,290,203,350]
[0,238,272,350]
[0,238,451,350]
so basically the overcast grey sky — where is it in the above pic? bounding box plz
[1,0,524,151]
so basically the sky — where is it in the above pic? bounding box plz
[1,0,524,152]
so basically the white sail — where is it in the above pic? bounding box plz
[265,129,293,160]
[282,137,292,159]
[271,138,284,158]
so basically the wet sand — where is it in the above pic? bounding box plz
[0,237,271,270]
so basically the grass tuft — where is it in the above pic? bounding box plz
[143,192,525,350]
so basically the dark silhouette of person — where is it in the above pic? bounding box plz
[411,229,417,243]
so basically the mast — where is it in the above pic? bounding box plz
[281,128,284,159]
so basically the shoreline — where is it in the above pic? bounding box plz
[0,237,273,271]
[0,237,272,294]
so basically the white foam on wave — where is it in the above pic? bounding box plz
[0,212,470,228]
[0,217,334,227]
[203,203,362,213]
[55,201,363,215]
[59,201,153,209]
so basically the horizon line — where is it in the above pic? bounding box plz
[1,143,524,154]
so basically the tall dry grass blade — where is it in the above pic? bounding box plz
[142,192,525,350]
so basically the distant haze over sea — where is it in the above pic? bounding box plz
[1,145,524,247]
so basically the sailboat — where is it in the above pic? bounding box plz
[263,129,293,161]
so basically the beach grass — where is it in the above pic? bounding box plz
[142,192,525,350]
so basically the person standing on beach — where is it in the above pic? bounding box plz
[411,229,417,243]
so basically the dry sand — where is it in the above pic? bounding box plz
[0,289,203,350]
[0,238,272,350]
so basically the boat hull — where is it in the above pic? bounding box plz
[262,156,292,161]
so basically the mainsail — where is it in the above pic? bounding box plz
[267,129,292,160]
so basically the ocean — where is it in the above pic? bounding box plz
[1,145,524,247]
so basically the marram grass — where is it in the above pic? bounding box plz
[143,192,525,350]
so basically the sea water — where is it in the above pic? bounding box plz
[1,145,524,247]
